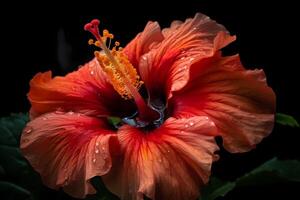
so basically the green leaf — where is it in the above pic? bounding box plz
[89,177,120,200]
[0,181,31,200]
[201,177,235,200]
[201,158,300,200]
[276,113,299,127]
[107,116,122,128]
[0,113,42,200]
[0,113,29,146]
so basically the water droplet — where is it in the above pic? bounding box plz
[184,124,189,128]
[103,154,108,159]
[102,146,105,151]
[95,149,99,154]
[180,66,187,72]
[55,110,64,114]
[24,127,32,134]
[68,111,74,115]
[205,117,209,120]
[210,122,215,126]
[189,121,194,126]
[96,142,99,146]
[90,70,94,75]
[22,139,29,143]
[189,57,195,61]
[142,56,147,61]
[93,158,96,163]
[180,130,184,133]
[167,150,170,153]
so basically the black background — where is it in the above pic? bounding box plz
[1,0,299,199]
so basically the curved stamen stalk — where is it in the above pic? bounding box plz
[84,19,157,121]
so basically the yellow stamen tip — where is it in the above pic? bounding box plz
[86,20,142,100]
[88,39,94,45]
[109,34,114,39]
[95,41,101,47]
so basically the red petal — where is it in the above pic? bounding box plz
[123,21,164,68]
[137,13,235,100]
[29,58,135,118]
[20,112,119,198]
[103,116,218,200]
[171,54,276,152]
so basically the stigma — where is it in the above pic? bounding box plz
[84,19,142,100]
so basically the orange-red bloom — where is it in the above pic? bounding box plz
[20,13,275,200]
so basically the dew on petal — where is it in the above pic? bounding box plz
[24,126,32,134]
[22,139,29,143]
[67,111,74,115]
[184,124,189,128]
[93,158,96,163]
[189,121,194,126]
[95,149,99,154]
[71,86,77,91]
[55,109,64,114]
[103,153,108,159]
[90,70,95,75]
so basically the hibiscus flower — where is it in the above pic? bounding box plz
[20,13,275,200]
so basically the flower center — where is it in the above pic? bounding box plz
[84,19,158,123]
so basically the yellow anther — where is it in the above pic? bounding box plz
[88,39,94,45]
[94,41,101,47]
[103,29,109,37]
[87,22,142,99]
[95,50,142,99]
[109,34,114,39]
